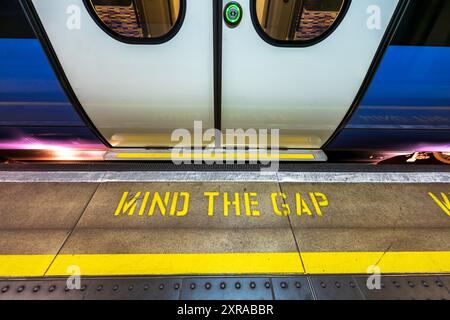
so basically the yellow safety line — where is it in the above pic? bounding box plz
[45,253,304,276]
[116,153,315,160]
[1,252,450,277]
[301,252,450,274]
[0,255,55,277]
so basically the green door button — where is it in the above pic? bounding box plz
[224,2,242,28]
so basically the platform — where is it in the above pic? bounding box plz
[0,163,449,300]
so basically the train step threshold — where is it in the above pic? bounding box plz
[104,149,328,162]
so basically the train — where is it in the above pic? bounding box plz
[0,0,449,163]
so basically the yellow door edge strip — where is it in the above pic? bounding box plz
[45,253,304,276]
[301,252,450,274]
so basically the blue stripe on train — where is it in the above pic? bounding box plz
[346,45,450,129]
[0,38,84,126]
[328,129,450,152]
[0,38,104,150]
[328,45,450,152]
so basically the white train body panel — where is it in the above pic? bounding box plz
[32,0,214,147]
[222,0,399,148]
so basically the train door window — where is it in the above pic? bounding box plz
[253,0,350,45]
[86,0,184,42]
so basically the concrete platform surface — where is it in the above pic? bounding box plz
[0,169,449,277]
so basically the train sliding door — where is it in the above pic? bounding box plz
[31,0,400,151]
[221,0,399,148]
[31,0,214,147]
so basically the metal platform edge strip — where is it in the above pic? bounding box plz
[0,171,450,183]
[0,274,449,300]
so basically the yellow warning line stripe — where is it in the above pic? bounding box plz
[1,252,450,277]
[0,255,55,277]
[116,153,315,160]
[301,252,450,274]
[45,253,304,276]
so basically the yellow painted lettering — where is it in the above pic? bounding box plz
[138,192,150,216]
[170,192,179,216]
[309,192,329,216]
[244,192,260,216]
[271,192,290,216]
[224,192,241,216]
[204,192,219,216]
[114,192,141,216]
[295,192,312,216]
[176,192,190,217]
[429,192,450,216]
[295,193,312,216]
[149,192,170,216]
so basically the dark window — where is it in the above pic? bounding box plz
[253,0,350,45]
[0,0,35,38]
[86,0,184,42]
